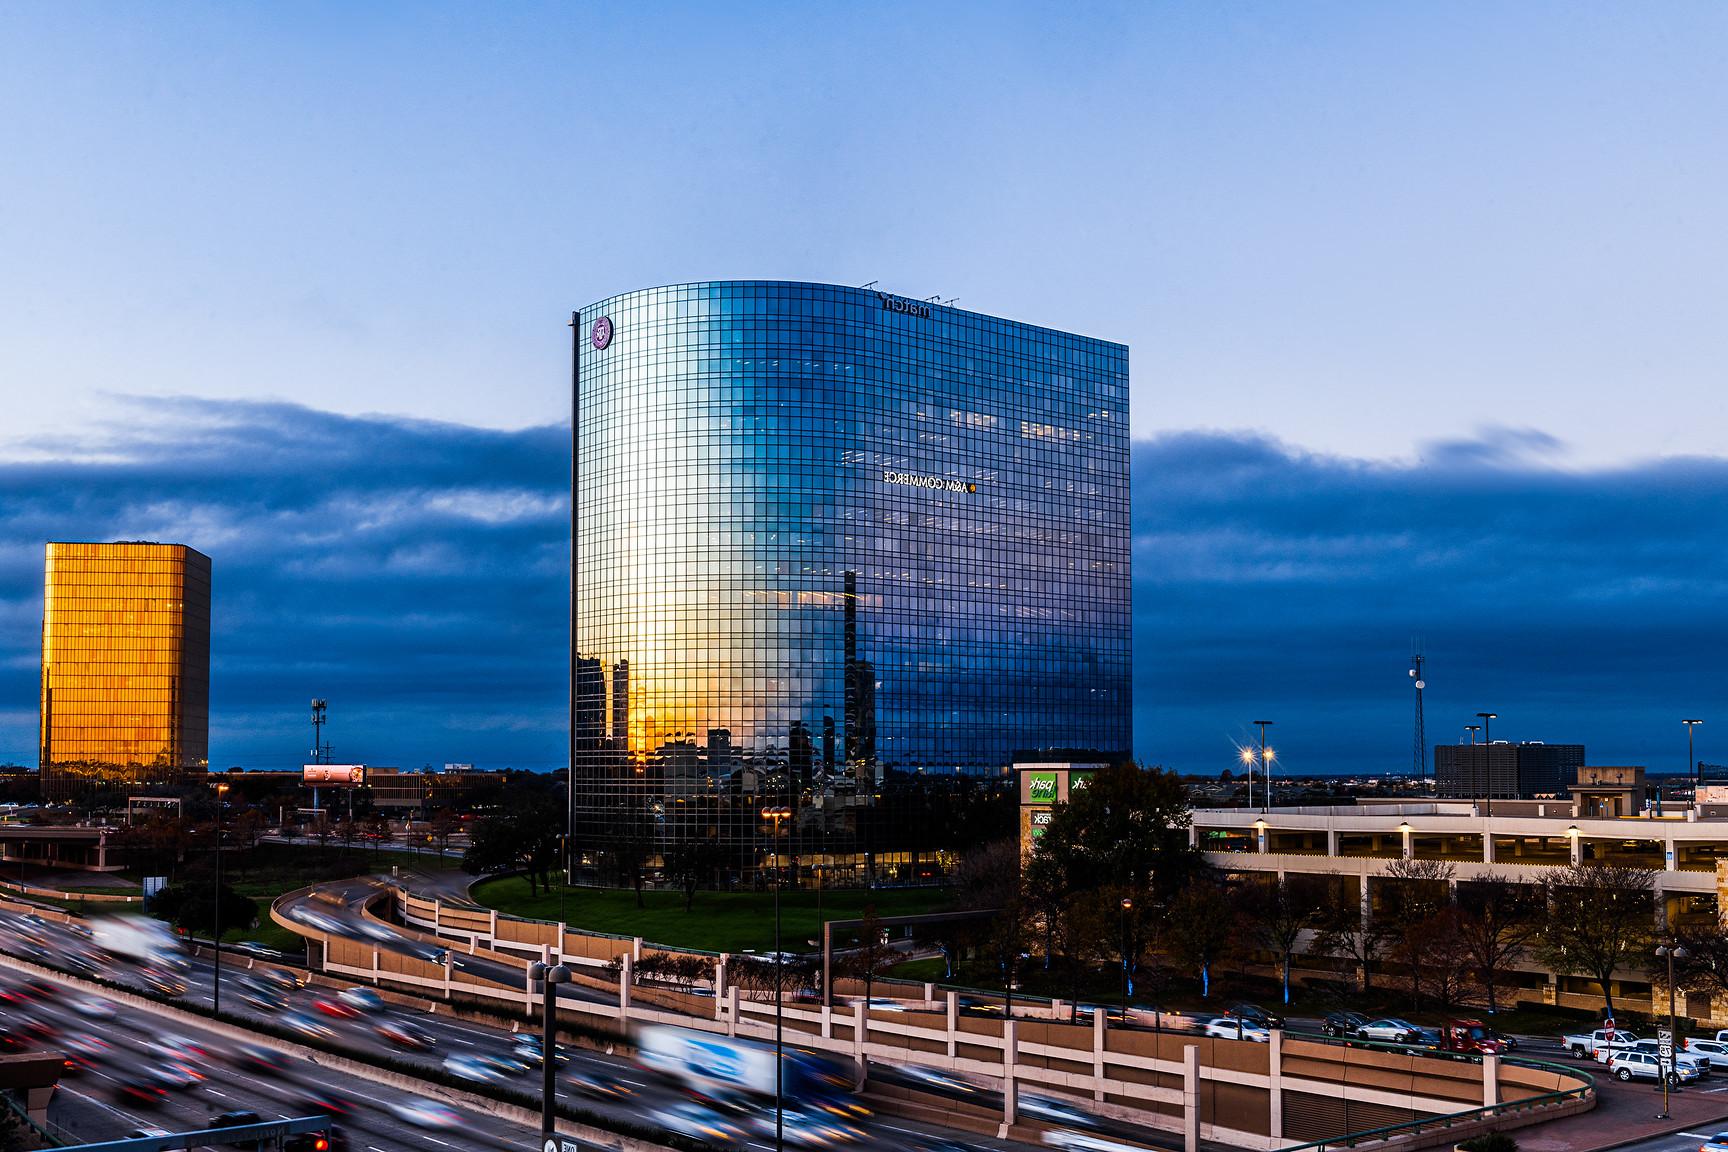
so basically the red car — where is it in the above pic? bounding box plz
[312,999,360,1020]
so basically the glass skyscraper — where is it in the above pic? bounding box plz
[40,542,212,801]
[572,281,1128,879]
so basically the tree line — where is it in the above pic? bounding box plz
[956,764,1725,1021]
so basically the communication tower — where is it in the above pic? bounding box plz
[1408,653,1426,781]
[310,698,331,765]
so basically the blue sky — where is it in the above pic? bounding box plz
[2,5,1726,774]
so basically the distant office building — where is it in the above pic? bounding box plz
[1435,741,1585,800]
[571,281,1131,876]
[40,542,211,801]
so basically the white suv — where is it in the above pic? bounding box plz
[1686,1038,1728,1070]
[1608,1050,1702,1085]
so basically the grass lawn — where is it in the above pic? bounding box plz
[471,878,953,953]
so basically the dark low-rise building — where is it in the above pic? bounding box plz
[1435,741,1585,800]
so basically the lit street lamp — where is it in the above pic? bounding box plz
[1119,897,1133,1008]
[1253,720,1274,814]
[213,775,230,1014]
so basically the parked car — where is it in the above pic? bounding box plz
[1608,1049,1701,1085]
[1563,1028,1641,1061]
[1203,1017,1270,1042]
[1357,1018,1423,1044]
[1623,1039,1709,1076]
[1684,1037,1728,1070]
[1321,1011,1370,1038]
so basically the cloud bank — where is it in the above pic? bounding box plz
[2,400,1722,776]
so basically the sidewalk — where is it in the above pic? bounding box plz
[1520,1075,1728,1152]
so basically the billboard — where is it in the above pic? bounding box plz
[303,764,366,787]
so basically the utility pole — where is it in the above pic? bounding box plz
[1253,720,1274,813]
[1685,720,1704,809]
[1476,712,1498,815]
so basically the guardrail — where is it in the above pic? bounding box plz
[1274,1064,1594,1151]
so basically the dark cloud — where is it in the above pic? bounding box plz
[2,403,1722,778]
[1135,430,1728,776]
[0,399,569,770]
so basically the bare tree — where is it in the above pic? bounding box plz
[1457,873,1543,1014]
[1242,874,1324,1006]
[1536,862,1657,1019]
[1380,858,1457,1012]
[841,905,897,1006]
[1312,874,1391,994]
[1167,876,1236,1001]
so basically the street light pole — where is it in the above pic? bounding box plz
[1119,897,1133,1007]
[213,778,228,1014]
[763,802,792,1152]
[1654,941,1689,1119]
[1253,721,1274,813]
[1476,713,1498,816]
[1685,720,1704,809]
[529,961,571,1138]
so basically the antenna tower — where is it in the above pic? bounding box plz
[310,698,331,765]
[1408,652,1426,781]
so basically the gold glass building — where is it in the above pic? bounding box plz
[39,542,211,801]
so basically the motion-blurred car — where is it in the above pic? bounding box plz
[376,1020,436,1050]
[255,967,304,992]
[1697,1133,1728,1152]
[655,1102,747,1144]
[290,907,345,935]
[69,995,117,1020]
[443,1054,506,1084]
[150,1035,210,1062]
[336,987,384,1013]
[146,1061,202,1089]
[387,1098,461,1129]
[236,1044,288,1073]
[511,1037,569,1067]
[753,1106,861,1146]
[567,1070,635,1099]
[901,1065,983,1097]
[1020,1094,1099,1128]
[140,967,188,997]
[312,998,360,1020]
[296,1090,357,1120]
[281,1012,335,1041]
[116,1078,169,1107]
[1203,1017,1271,1042]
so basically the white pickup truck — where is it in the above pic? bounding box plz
[1562,1028,1641,1061]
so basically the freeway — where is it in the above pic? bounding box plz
[0,899,1060,1152]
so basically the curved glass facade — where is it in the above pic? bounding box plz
[572,281,1128,879]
